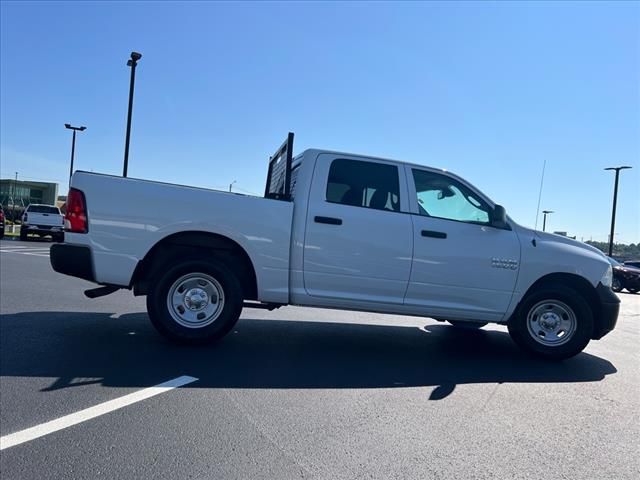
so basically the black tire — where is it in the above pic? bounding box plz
[146,258,243,345]
[627,287,639,294]
[19,230,27,241]
[508,284,593,361]
[447,320,488,329]
[611,276,623,293]
[54,233,64,243]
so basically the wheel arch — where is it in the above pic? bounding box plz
[131,231,258,300]
[511,272,603,340]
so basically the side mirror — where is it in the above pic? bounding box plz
[491,205,509,229]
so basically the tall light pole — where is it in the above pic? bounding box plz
[65,124,86,184]
[229,180,237,192]
[123,51,142,178]
[605,166,632,257]
[542,210,554,232]
[11,172,18,222]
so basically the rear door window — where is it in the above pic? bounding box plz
[326,159,400,211]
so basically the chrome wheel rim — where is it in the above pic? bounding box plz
[167,273,225,328]
[526,300,576,346]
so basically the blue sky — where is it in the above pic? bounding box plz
[1,1,638,243]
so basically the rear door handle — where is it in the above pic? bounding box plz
[315,216,342,225]
[421,230,447,239]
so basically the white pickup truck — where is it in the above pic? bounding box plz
[20,204,65,242]
[51,134,619,360]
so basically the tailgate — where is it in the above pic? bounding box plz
[28,212,63,227]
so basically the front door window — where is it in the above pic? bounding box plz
[412,169,490,224]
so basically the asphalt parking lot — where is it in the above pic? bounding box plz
[1,238,638,479]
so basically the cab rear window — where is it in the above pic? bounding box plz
[28,205,60,214]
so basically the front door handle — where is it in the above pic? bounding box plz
[421,230,447,239]
[315,216,342,225]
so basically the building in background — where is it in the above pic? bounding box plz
[56,195,67,213]
[0,179,59,219]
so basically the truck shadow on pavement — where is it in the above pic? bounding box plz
[0,312,617,400]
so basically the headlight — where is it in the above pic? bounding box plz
[601,265,613,288]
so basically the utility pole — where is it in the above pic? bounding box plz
[12,172,18,222]
[604,166,632,257]
[65,124,86,184]
[542,210,554,232]
[123,51,142,177]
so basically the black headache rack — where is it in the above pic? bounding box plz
[264,132,294,201]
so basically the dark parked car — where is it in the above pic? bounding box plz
[0,205,4,239]
[608,257,640,294]
[623,260,640,269]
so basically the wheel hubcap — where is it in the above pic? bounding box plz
[167,273,225,328]
[184,288,209,311]
[526,300,576,347]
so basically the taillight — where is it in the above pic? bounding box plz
[23,213,28,222]
[65,188,88,233]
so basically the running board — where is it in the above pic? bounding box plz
[84,286,120,299]
[242,301,283,311]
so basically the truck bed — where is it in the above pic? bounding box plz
[67,171,294,304]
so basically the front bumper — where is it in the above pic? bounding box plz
[50,244,95,282]
[621,274,640,289]
[592,282,620,340]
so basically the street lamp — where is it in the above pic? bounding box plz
[229,180,237,192]
[542,210,554,232]
[604,166,632,257]
[123,51,142,178]
[65,124,86,183]
[11,172,18,222]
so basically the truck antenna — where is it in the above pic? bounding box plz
[534,158,547,231]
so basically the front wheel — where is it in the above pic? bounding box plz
[508,284,593,361]
[146,258,244,344]
[612,277,623,293]
[627,287,639,294]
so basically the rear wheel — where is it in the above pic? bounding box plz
[508,284,593,361]
[447,320,487,329]
[19,229,27,241]
[146,258,243,344]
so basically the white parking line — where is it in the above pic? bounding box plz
[0,247,51,256]
[0,375,198,450]
[2,248,50,251]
